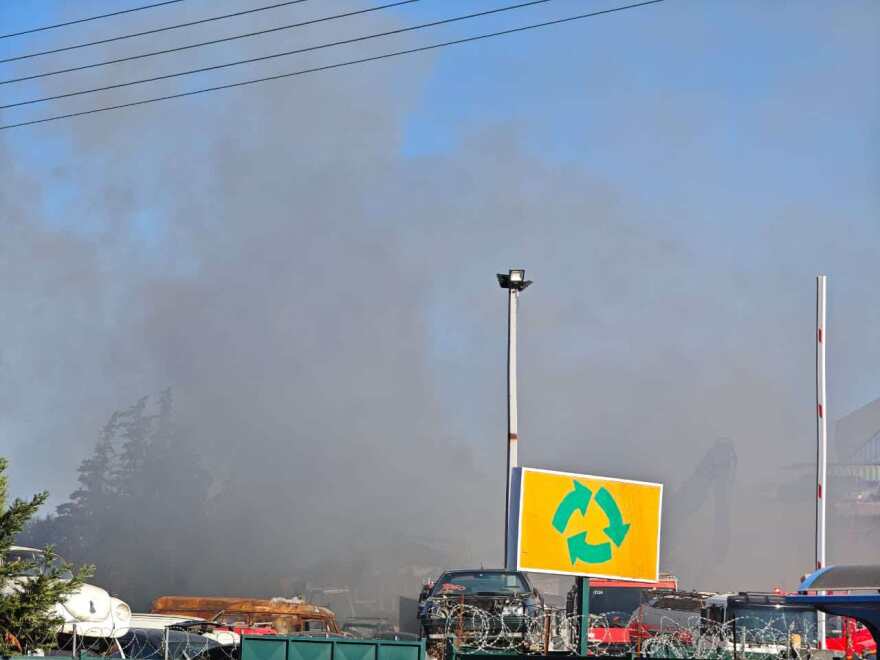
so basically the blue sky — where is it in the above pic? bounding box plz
[2,0,877,449]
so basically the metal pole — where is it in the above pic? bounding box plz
[543,609,551,655]
[816,274,828,649]
[504,286,519,568]
[576,576,590,656]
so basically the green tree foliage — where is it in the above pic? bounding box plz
[0,458,91,654]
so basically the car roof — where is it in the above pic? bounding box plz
[648,592,712,607]
[129,613,208,629]
[440,569,525,575]
[799,565,880,591]
[706,592,806,607]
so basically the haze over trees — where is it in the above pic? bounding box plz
[19,390,211,609]
[20,386,475,614]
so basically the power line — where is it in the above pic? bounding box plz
[0,0,665,132]
[0,0,422,87]
[0,1,184,41]
[0,0,313,64]
[1,0,552,110]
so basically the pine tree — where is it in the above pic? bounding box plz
[113,396,152,500]
[19,390,212,608]
[0,458,92,654]
[142,388,210,597]
[55,413,120,563]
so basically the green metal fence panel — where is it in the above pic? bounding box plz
[335,641,377,660]
[289,639,335,660]
[377,644,422,660]
[240,634,425,660]
[243,637,290,660]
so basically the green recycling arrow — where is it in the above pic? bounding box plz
[595,486,631,547]
[550,480,631,565]
[551,481,592,533]
[566,531,612,564]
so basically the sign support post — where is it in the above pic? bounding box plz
[576,576,590,656]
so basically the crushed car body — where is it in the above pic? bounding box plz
[151,595,341,635]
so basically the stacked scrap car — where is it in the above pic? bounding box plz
[152,595,341,636]
[418,569,543,653]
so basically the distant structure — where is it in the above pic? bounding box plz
[831,397,880,516]
[672,439,738,558]
[664,439,737,588]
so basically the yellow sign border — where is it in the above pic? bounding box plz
[513,467,663,582]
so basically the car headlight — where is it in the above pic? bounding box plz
[113,601,131,622]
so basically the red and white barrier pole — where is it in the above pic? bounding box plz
[816,274,828,648]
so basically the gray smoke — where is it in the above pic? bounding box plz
[2,0,879,608]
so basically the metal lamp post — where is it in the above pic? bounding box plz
[497,268,532,568]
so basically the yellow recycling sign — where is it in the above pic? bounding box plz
[509,467,662,581]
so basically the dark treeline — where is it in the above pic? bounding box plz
[19,389,212,609]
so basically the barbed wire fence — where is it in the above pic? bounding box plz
[12,608,831,660]
[432,608,825,660]
[49,622,240,660]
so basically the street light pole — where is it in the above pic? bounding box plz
[506,280,519,569]
[497,269,532,568]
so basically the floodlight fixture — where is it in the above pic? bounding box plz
[497,268,532,291]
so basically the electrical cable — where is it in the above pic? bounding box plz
[0,0,553,110]
[0,0,665,131]
[0,1,183,41]
[0,0,421,87]
[0,0,314,64]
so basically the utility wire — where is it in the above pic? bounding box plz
[0,1,184,41]
[1,0,553,110]
[0,0,421,87]
[0,0,313,64]
[0,0,665,132]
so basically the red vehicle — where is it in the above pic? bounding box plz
[568,574,678,652]
[826,616,877,658]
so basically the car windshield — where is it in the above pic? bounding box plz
[729,605,818,644]
[344,624,382,638]
[6,549,73,580]
[433,572,528,596]
[590,587,651,618]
